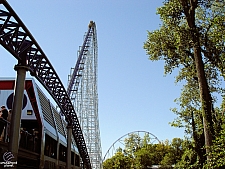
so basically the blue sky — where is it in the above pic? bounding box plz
[0,1,185,158]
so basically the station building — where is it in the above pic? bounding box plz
[0,78,81,169]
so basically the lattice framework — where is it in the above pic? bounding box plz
[0,1,92,168]
[68,22,102,169]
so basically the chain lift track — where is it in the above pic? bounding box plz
[67,21,102,169]
[67,21,94,97]
[0,1,92,168]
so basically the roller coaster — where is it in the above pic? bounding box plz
[0,1,101,169]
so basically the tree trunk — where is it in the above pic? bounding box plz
[191,111,205,167]
[179,0,214,162]
[192,31,213,160]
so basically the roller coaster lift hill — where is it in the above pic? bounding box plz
[0,1,101,169]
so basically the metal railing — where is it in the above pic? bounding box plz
[0,118,39,153]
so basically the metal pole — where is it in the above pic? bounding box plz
[8,64,28,167]
[66,125,72,169]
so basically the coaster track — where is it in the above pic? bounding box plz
[0,1,91,168]
[67,21,102,169]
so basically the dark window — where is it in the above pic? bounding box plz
[19,120,40,153]
[44,134,57,159]
[71,151,75,165]
[27,110,33,115]
[75,154,80,167]
[59,144,67,162]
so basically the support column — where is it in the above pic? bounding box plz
[66,125,72,169]
[8,64,28,167]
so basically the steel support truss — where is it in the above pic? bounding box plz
[68,21,102,169]
[0,1,91,168]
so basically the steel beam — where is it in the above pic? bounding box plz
[0,1,91,168]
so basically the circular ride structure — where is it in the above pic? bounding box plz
[103,131,160,162]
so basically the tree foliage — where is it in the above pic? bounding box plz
[103,151,133,169]
[102,0,225,168]
[102,134,184,169]
[143,0,225,167]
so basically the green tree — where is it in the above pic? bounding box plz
[103,136,186,168]
[159,138,184,168]
[103,152,133,169]
[154,140,172,164]
[124,133,142,156]
[143,0,225,163]
[134,147,154,169]
[206,102,225,169]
